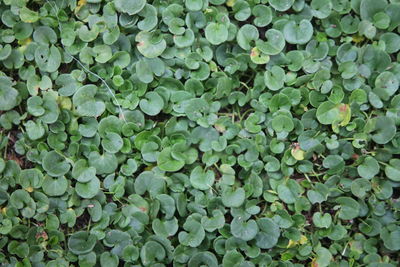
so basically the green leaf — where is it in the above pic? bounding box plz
[231,217,258,241]
[385,159,400,182]
[201,210,225,232]
[221,187,245,208]
[357,156,379,179]
[272,115,294,132]
[237,24,259,50]
[314,247,332,267]
[152,218,179,237]
[76,177,100,199]
[134,171,165,197]
[336,197,360,220]
[73,85,105,117]
[189,252,218,267]
[370,116,396,144]
[323,155,345,174]
[351,178,371,198]
[316,101,340,125]
[256,29,285,55]
[205,22,228,45]
[136,31,166,58]
[42,176,68,196]
[190,166,215,190]
[255,218,280,249]
[35,45,61,72]
[269,0,294,11]
[185,0,204,11]
[264,66,285,91]
[19,7,39,23]
[114,0,146,15]
[24,120,45,140]
[0,77,18,111]
[312,212,332,228]
[100,252,119,267]
[139,92,164,116]
[179,216,205,247]
[68,232,97,255]
[42,151,70,177]
[102,132,123,153]
[157,147,185,172]
[283,19,313,44]
[89,151,118,175]
[277,184,298,204]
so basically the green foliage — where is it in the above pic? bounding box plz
[0,0,399,266]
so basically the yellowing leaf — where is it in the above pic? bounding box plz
[20,7,39,23]
[291,144,305,160]
[352,34,364,43]
[58,96,72,110]
[226,0,237,7]
[144,165,155,171]
[311,259,319,267]
[75,0,87,12]
[286,235,307,248]
[18,38,32,46]
[25,187,34,193]
[287,239,297,248]
[214,123,226,133]
[338,104,351,126]
[331,104,351,133]
[18,38,32,53]
[78,0,87,7]
[209,61,218,72]
[299,235,308,245]
[250,47,270,64]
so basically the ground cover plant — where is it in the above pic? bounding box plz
[0,0,400,266]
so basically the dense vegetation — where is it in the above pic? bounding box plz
[0,0,400,266]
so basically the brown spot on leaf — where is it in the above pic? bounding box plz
[36,231,48,240]
[339,104,347,112]
[139,207,147,212]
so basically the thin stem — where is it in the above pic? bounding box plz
[304,173,313,185]
[239,108,254,122]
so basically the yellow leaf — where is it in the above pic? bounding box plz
[352,34,364,43]
[18,38,32,53]
[75,0,87,12]
[250,47,260,57]
[18,38,32,46]
[299,235,308,245]
[58,96,72,110]
[291,144,305,160]
[78,0,87,7]
[25,187,34,193]
[287,235,307,248]
[287,239,297,248]
[338,104,351,126]
[226,0,237,7]
[214,123,226,133]
[145,165,154,171]
[209,61,218,72]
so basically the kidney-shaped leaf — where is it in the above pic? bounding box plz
[73,85,105,117]
[283,19,313,44]
[68,231,97,255]
[255,218,280,249]
[42,151,70,177]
